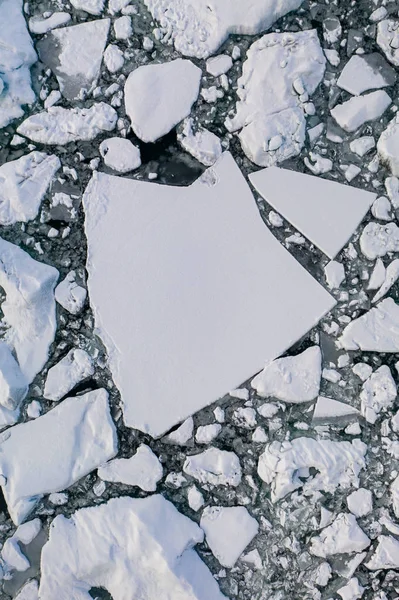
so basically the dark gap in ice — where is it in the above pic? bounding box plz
[59,379,99,400]
[0,486,7,514]
[89,587,114,599]
[133,129,177,163]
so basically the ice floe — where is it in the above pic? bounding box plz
[144,0,304,58]
[377,19,399,66]
[43,349,94,401]
[0,152,60,226]
[225,30,325,166]
[28,13,71,35]
[340,298,399,352]
[99,137,141,172]
[17,104,117,145]
[98,444,163,491]
[361,222,399,260]
[366,535,399,570]
[337,53,396,96]
[83,152,334,436]
[249,166,375,259]
[0,0,37,128]
[312,396,359,423]
[54,270,87,315]
[311,513,370,557]
[0,389,117,524]
[124,59,201,143]
[360,365,396,423]
[347,488,373,518]
[331,90,391,133]
[183,447,242,487]
[39,494,226,599]
[200,506,258,567]
[257,437,366,502]
[70,0,105,15]
[178,118,222,166]
[378,113,399,176]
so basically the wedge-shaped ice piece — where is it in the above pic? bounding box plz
[258,437,366,502]
[200,506,258,568]
[0,389,117,525]
[312,396,359,423]
[39,495,227,600]
[311,513,370,557]
[44,348,94,401]
[331,90,391,133]
[366,535,399,570]
[0,343,28,411]
[337,53,396,96]
[0,0,37,128]
[83,152,335,437]
[0,236,59,384]
[144,0,304,59]
[0,152,60,225]
[339,298,399,352]
[249,167,375,259]
[38,20,110,100]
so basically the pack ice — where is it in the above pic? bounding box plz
[144,0,304,58]
[39,495,226,600]
[83,152,335,437]
[225,30,325,166]
[0,0,37,128]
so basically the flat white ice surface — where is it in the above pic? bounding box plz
[83,152,335,437]
[249,166,375,259]
[339,298,399,352]
[39,495,226,600]
[0,389,117,525]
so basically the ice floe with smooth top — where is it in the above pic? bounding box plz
[83,152,334,437]
[98,444,163,491]
[339,298,399,352]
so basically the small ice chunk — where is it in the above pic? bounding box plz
[337,577,365,600]
[251,346,321,403]
[183,447,242,487]
[350,136,375,158]
[164,417,194,445]
[366,535,399,570]
[372,258,399,303]
[70,0,105,15]
[323,17,342,43]
[345,164,361,182]
[1,518,41,572]
[331,91,391,132]
[304,152,333,175]
[48,492,68,506]
[360,365,396,423]
[104,44,124,73]
[378,113,399,176]
[385,176,399,208]
[0,343,28,411]
[347,488,373,517]
[44,90,61,110]
[252,426,268,442]
[44,348,94,401]
[27,400,41,419]
[324,261,345,289]
[312,396,359,423]
[178,118,222,166]
[241,549,263,570]
[377,20,399,67]
[55,271,87,315]
[29,12,71,34]
[114,15,132,39]
[0,389,117,524]
[340,298,399,352]
[200,506,258,568]
[337,54,396,96]
[352,363,373,381]
[195,424,221,444]
[371,196,392,221]
[324,49,340,66]
[100,137,141,173]
[187,485,204,511]
[98,444,163,491]
[360,222,399,259]
[206,55,233,77]
[311,513,370,557]
[229,388,249,401]
[368,258,386,290]
[124,59,201,143]
[233,407,257,428]
[17,104,117,145]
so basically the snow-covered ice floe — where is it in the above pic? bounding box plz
[0,389,117,525]
[339,298,399,352]
[249,166,375,259]
[378,113,399,176]
[183,447,242,487]
[98,443,163,491]
[38,494,227,599]
[43,348,94,401]
[331,90,391,133]
[225,30,325,166]
[83,152,335,437]
[143,0,304,58]
[311,513,370,557]
[0,0,37,128]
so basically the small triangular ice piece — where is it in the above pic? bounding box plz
[312,396,359,423]
[249,167,375,259]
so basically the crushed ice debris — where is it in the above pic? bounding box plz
[99,137,141,173]
[340,298,399,352]
[225,30,325,166]
[331,90,391,133]
[183,447,242,487]
[43,348,94,401]
[38,20,110,101]
[0,389,117,525]
[83,152,334,437]
[143,0,304,58]
[38,495,226,599]
[0,0,37,128]
[124,59,201,143]
[17,104,117,145]
[98,444,163,491]
[337,53,396,96]
[257,437,366,502]
[251,346,321,403]
[0,152,60,225]
[250,166,375,259]
[360,365,396,423]
[310,513,370,557]
[54,271,87,315]
[178,118,222,166]
[200,506,258,568]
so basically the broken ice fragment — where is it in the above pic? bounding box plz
[44,349,94,401]
[195,424,221,444]
[55,271,87,315]
[337,53,396,96]
[200,506,258,568]
[70,0,105,15]
[378,113,399,176]
[337,578,364,600]
[366,535,399,570]
[83,152,334,437]
[339,298,399,352]
[99,137,141,173]
[360,222,399,259]
[183,447,242,487]
[124,59,201,143]
[0,152,60,225]
[225,30,325,166]
[372,259,399,303]
[377,20,399,67]
[38,20,110,101]
[98,444,163,491]
[368,259,386,290]
[0,389,117,525]
[28,12,71,35]
[360,365,396,423]
[312,396,359,424]
[0,343,28,411]
[251,346,321,403]
[206,55,233,77]
[17,104,117,145]
[350,136,376,158]
[1,518,41,572]
[324,261,345,289]
[250,167,375,259]
[178,118,222,166]
[331,91,391,132]
[347,488,373,518]
[311,513,370,557]
[39,495,226,600]
[143,0,304,59]
[164,417,194,445]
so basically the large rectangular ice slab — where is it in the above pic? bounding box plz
[83,152,335,438]
[0,389,117,525]
[249,167,375,259]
